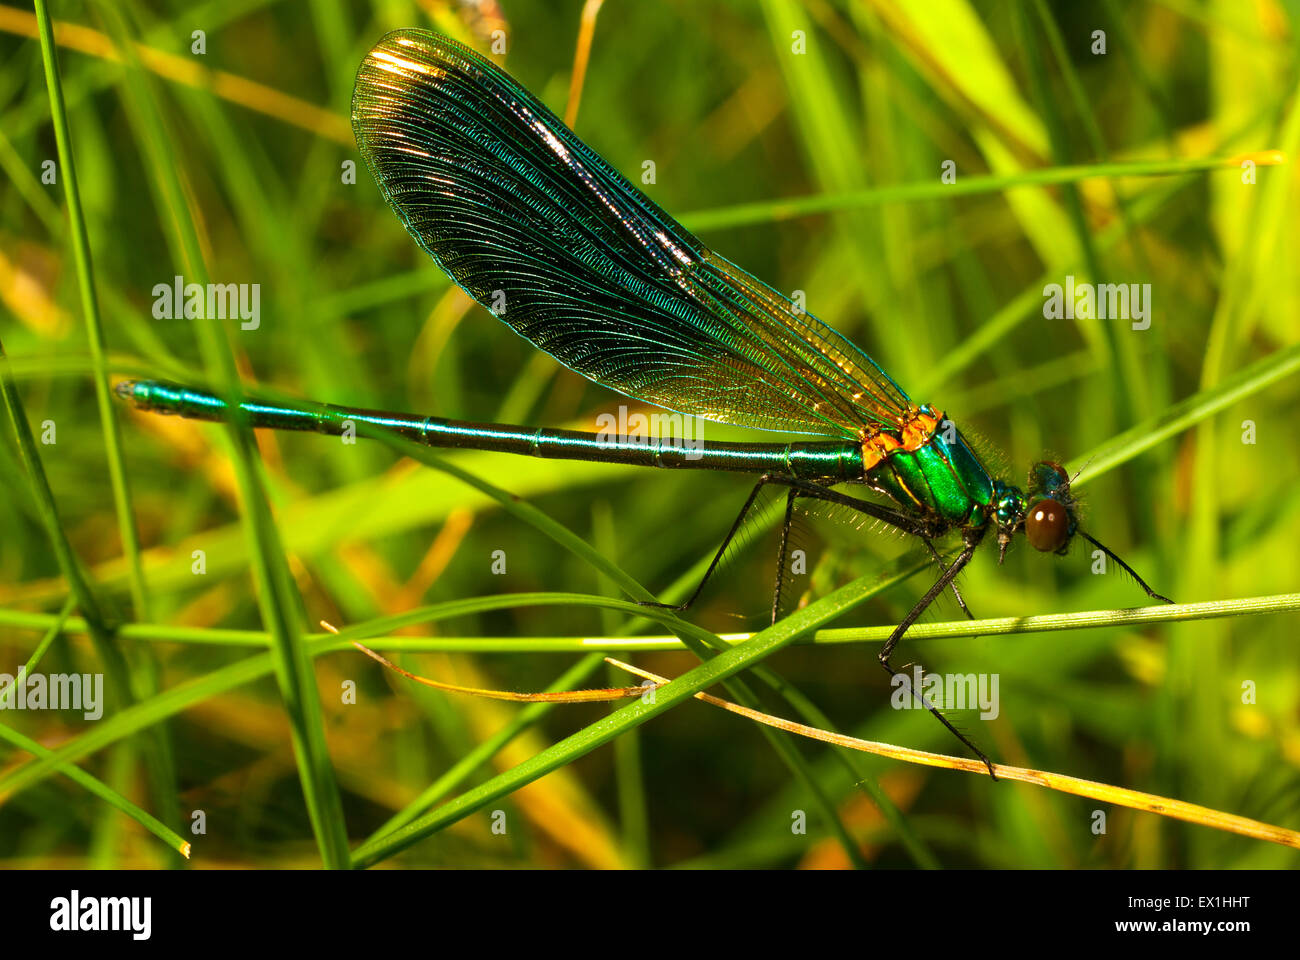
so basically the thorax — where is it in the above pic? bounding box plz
[859,405,995,527]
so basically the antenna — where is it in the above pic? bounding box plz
[1077,531,1174,604]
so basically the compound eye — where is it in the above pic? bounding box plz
[1025,499,1069,552]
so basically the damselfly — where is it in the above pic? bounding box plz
[117,29,1171,773]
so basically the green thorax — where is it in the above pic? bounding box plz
[865,412,996,527]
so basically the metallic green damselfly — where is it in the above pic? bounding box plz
[118,29,1171,773]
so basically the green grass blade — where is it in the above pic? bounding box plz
[680,155,1269,231]
[348,569,890,868]
[1072,343,1300,485]
[90,0,349,867]
[0,721,190,860]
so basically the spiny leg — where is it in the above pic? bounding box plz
[877,531,998,778]
[777,480,976,621]
[922,537,976,620]
[770,487,800,626]
[645,475,939,621]
[781,478,941,539]
[684,477,996,772]
[765,479,949,625]
[638,474,782,614]
[779,480,970,619]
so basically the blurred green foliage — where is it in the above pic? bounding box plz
[0,0,1297,868]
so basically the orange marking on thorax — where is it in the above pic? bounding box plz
[860,406,944,470]
[901,407,944,451]
[860,431,901,470]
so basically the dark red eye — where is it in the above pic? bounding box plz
[1025,498,1069,552]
